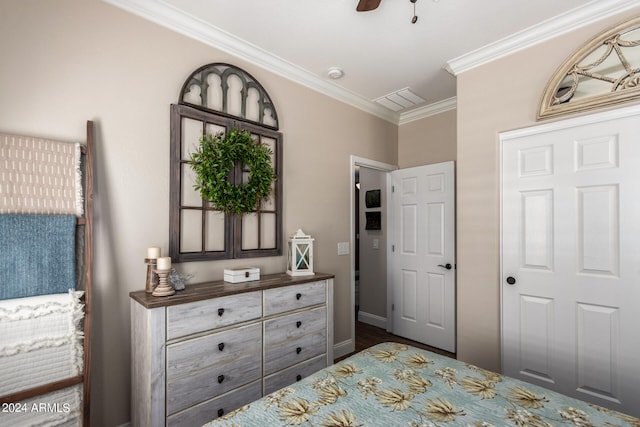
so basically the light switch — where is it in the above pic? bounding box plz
[373,239,379,249]
[337,242,350,255]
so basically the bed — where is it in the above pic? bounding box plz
[0,122,94,426]
[204,342,639,427]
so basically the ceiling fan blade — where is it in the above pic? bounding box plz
[356,0,382,12]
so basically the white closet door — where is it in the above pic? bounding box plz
[501,107,640,417]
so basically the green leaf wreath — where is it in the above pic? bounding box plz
[190,128,275,215]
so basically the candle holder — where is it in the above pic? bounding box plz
[152,269,175,297]
[144,258,158,294]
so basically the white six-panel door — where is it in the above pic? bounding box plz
[390,161,455,353]
[501,106,640,417]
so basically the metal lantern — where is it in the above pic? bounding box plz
[286,229,315,276]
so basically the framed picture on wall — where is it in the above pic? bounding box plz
[365,212,381,230]
[365,189,381,208]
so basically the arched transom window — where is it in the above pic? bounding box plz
[538,16,640,120]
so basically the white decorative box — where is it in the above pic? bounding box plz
[224,267,260,283]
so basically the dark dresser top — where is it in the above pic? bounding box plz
[130,272,334,309]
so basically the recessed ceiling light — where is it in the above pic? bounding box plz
[327,67,344,79]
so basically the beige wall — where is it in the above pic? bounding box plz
[398,109,457,168]
[0,1,397,425]
[455,7,640,371]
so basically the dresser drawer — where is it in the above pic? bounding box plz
[263,280,326,316]
[167,380,262,427]
[167,290,262,339]
[166,323,262,415]
[264,306,327,375]
[263,354,326,395]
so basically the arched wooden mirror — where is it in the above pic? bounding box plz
[169,63,283,262]
[538,16,640,120]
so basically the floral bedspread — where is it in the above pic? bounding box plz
[204,342,640,427]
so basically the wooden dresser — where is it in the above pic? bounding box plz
[130,273,334,427]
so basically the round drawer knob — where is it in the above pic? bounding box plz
[217,409,224,417]
[218,374,225,384]
[296,374,302,381]
[218,308,224,317]
[296,321,302,328]
[296,293,302,300]
[296,347,302,354]
[218,342,225,351]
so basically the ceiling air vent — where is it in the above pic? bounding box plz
[374,88,426,112]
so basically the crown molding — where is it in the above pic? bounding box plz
[102,0,400,124]
[398,97,457,125]
[102,0,640,125]
[445,0,640,76]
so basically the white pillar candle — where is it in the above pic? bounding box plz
[147,247,161,259]
[157,257,171,270]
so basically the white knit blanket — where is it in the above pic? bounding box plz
[0,291,84,397]
[0,133,83,216]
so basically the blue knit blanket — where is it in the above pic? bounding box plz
[0,214,76,300]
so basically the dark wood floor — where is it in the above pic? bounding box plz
[337,321,456,362]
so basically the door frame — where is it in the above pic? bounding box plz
[347,156,397,357]
[498,102,640,373]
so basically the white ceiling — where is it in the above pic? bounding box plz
[105,0,638,123]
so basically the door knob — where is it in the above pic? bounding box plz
[438,263,452,270]
[506,276,516,285]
